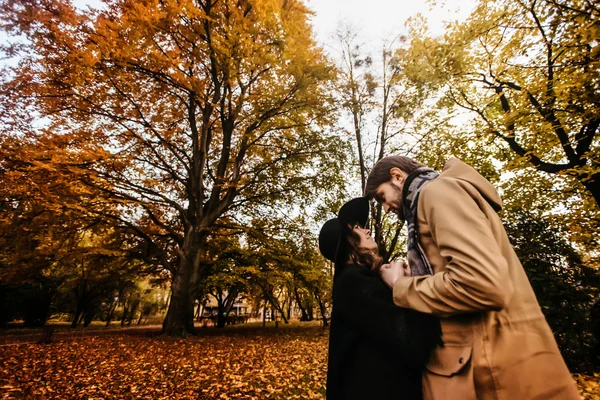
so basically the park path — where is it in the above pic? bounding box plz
[0,324,163,346]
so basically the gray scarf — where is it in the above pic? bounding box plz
[402,167,439,277]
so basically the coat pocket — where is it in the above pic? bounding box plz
[423,345,476,400]
[425,345,472,376]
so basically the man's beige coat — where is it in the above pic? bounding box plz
[393,158,580,400]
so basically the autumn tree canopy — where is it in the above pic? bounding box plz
[0,0,345,336]
[399,0,599,210]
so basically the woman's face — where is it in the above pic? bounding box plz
[352,226,378,252]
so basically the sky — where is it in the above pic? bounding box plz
[305,0,476,51]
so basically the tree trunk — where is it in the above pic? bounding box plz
[83,311,94,327]
[71,280,88,328]
[216,292,225,327]
[194,300,201,322]
[121,300,129,327]
[294,287,310,321]
[162,228,206,337]
[216,289,238,328]
[127,299,139,326]
[71,295,85,328]
[581,173,600,209]
[263,292,289,324]
[314,290,329,327]
[82,301,96,327]
[276,306,288,324]
[105,297,117,327]
[198,299,206,321]
[71,306,83,328]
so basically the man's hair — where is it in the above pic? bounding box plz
[364,156,426,199]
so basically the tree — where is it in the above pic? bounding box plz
[335,25,377,192]
[333,26,437,262]
[401,0,600,210]
[202,234,253,328]
[0,131,170,327]
[1,0,342,336]
[294,244,332,326]
[504,210,600,371]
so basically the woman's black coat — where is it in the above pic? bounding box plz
[326,264,440,400]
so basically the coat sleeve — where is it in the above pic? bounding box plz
[334,267,439,368]
[392,178,514,317]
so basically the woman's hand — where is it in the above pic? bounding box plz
[380,259,411,288]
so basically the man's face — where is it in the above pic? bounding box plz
[374,181,404,218]
[373,168,408,219]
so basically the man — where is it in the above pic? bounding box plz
[365,156,579,400]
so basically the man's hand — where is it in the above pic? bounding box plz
[380,259,411,288]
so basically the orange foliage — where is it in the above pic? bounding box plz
[0,0,342,336]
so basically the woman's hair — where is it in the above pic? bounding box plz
[344,225,383,273]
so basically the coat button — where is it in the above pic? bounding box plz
[458,357,464,364]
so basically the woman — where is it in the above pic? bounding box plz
[319,197,440,400]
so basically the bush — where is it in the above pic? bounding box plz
[505,211,600,372]
[0,279,58,327]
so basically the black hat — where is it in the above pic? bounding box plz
[318,197,369,263]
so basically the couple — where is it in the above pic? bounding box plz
[318,157,580,400]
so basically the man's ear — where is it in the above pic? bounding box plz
[389,167,406,183]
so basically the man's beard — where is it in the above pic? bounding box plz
[391,182,404,220]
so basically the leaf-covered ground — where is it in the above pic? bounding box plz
[0,324,327,399]
[574,373,600,400]
[0,323,598,399]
